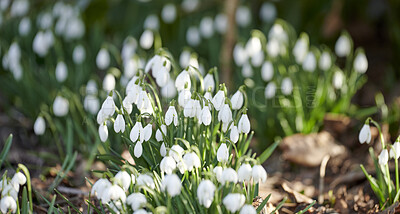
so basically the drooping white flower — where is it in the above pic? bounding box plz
[261,61,274,82]
[127,193,147,211]
[302,52,316,72]
[184,99,197,118]
[353,52,368,73]
[203,73,215,92]
[204,91,213,101]
[114,171,131,190]
[175,70,191,91]
[96,48,110,70]
[213,166,223,183]
[197,180,216,208]
[53,96,69,117]
[237,163,252,182]
[157,142,166,157]
[130,122,142,142]
[144,14,159,30]
[231,90,244,110]
[11,172,26,185]
[33,30,54,57]
[114,114,125,133]
[212,90,225,111]
[230,126,239,143]
[165,106,179,126]
[156,124,167,142]
[222,168,238,184]
[34,116,46,135]
[137,90,154,115]
[265,82,277,99]
[218,104,232,124]
[91,178,111,199]
[378,149,389,165]
[170,145,184,162]
[161,174,182,197]
[201,106,212,126]
[73,45,86,64]
[0,196,17,214]
[223,193,245,213]
[99,124,108,142]
[140,30,154,50]
[178,89,192,108]
[103,73,116,92]
[137,174,155,189]
[251,50,264,67]
[186,26,201,47]
[183,152,201,171]
[252,165,267,183]
[390,142,400,159]
[19,17,31,36]
[260,2,276,23]
[335,34,351,57]
[134,142,143,158]
[140,124,152,142]
[122,97,132,114]
[332,70,345,89]
[359,124,371,144]
[214,13,227,34]
[179,50,191,68]
[199,16,214,38]
[266,38,280,58]
[319,51,332,70]
[281,77,293,95]
[217,143,229,163]
[177,160,187,174]
[161,4,176,23]
[161,78,177,99]
[107,184,126,203]
[10,0,29,17]
[236,6,251,27]
[241,63,253,78]
[222,121,230,133]
[101,96,116,116]
[240,204,257,214]
[84,95,100,115]
[238,114,250,134]
[233,43,248,66]
[160,156,177,175]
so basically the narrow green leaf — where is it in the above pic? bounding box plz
[258,140,280,164]
[256,194,271,213]
[296,200,316,214]
[0,134,13,168]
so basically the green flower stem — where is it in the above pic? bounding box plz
[368,118,385,149]
[18,164,33,213]
[396,158,399,196]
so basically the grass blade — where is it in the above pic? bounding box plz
[296,200,316,214]
[256,194,271,213]
[0,134,13,168]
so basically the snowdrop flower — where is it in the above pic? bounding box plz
[96,109,107,125]
[175,70,191,91]
[302,52,316,72]
[113,114,125,133]
[229,125,239,143]
[103,73,116,92]
[238,114,250,134]
[265,82,277,99]
[266,38,280,58]
[240,204,257,214]
[319,51,331,70]
[223,193,245,213]
[114,171,131,190]
[179,50,191,68]
[201,106,212,126]
[85,95,100,115]
[55,61,68,82]
[161,78,178,99]
[200,17,214,38]
[107,184,126,203]
[160,142,167,157]
[140,30,154,50]
[378,149,389,165]
[203,73,215,92]
[217,143,229,163]
[332,70,345,89]
[181,0,199,12]
[222,121,231,133]
[161,4,176,23]
[260,2,276,23]
[214,13,227,34]
[137,174,155,189]
[161,174,182,196]
[140,124,152,143]
[359,123,371,144]
[134,142,143,158]
[33,31,54,57]
[218,104,232,124]
[212,90,225,111]
[170,145,184,162]
[241,63,253,78]
[293,34,309,64]
[231,90,244,110]
[96,48,110,70]
[335,34,351,57]
[197,180,216,208]
[34,116,46,135]
[11,172,26,185]
[246,36,262,57]
[213,166,223,183]
[281,77,293,95]
[184,99,197,118]
[19,17,30,36]
[73,45,85,64]
[252,165,267,183]
[251,50,264,67]
[99,124,108,142]
[137,91,153,115]
[129,121,142,142]
[121,37,137,62]
[124,58,138,79]
[0,0,10,11]
[177,160,187,173]
[10,0,29,17]
[261,61,274,82]
[53,96,69,117]
[178,89,191,108]
[0,196,17,214]
[2,184,17,200]
[233,43,248,66]
[222,168,238,184]
[165,106,179,126]
[91,178,112,198]
[186,26,201,47]
[353,51,368,73]
[144,14,159,30]
[160,156,177,175]
[237,163,252,182]
[390,141,400,159]
[156,124,167,142]
[127,193,147,211]
[183,152,201,171]
[236,6,251,27]
[101,96,116,116]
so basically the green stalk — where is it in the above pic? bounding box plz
[396,158,399,197]
[18,164,33,213]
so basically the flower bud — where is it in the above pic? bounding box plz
[391,142,400,160]
[201,106,212,126]
[319,51,331,70]
[156,124,167,142]
[212,90,225,111]
[161,4,176,24]
[160,156,177,175]
[55,61,68,82]
[134,142,143,158]
[237,164,252,182]
[238,114,250,134]
[96,48,110,70]
[223,193,245,213]
[217,143,229,163]
[379,149,389,165]
[160,142,167,157]
[335,34,351,57]
[359,124,371,144]
[113,114,125,133]
[230,126,239,143]
[281,77,293,95]
[203,73,215,92]
[261,61,274,82]
[231,90,244,110]
[33,116,46,135]
[302,52,316,72]
[165,106,179,126]
[252,165,267,183]
[53,96,69,117]
[161,174,182,197]
[175,70,191,91]
[140,30,154,50]
[197,180,216,208]
[354,52,368,73]
[265,82,276,99]
[99,124,108,142]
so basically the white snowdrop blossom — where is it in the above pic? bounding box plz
[53,96,69,117]
[0,196,17,214]
[201,106,212,126]
[260,2,276,23]
[223,193,245,213]
[33,116,46,135]
[99,124,108,142]
[353,52,368,73]
[10,0,29,17]
[238,114,250,134]
[266,38,280,58]
[137,90,154,115]
[218,104,232,124]
[335,34,351,57]
[230,126,239,143]
[91,178,112,199]
[161,4,176,23]
[106,184,126,203]
[241,63,253,78]
[160,156,177,175]
[252,165,267,183]
[186,26,201,47]
[233,43,248,66]
[183,152,201,171]
[156,124,167,142]
[390,141,400,160]
[213,166,223,183]
[281,77,293,95]
[140,124,152,143]
[55,61,68,82]
[359,124,371,144]
[222,168,238,184]
[140,30,154,50]
[73,45,86,64]
[130,122,142,142]
[200,17,214,38]
[19,17,31,36]
[197,180,216,208]
[86,95,100,114]
[114,171,131,190]
[236,6,251,27]
[144,14,159,30]
[160,142,167,157]
[379,149,389,165]
[302,52,316,72]
[261,61,274,82]
[127,193,147,211]
[33,30,54,57]
[170,145,184,162]
[184,99,197,118]
[103,73,116,92]
[240,204,257,214]
[96,48,110,70]
[178,89,191,108]
[114,114,125,133]
[134,142,143,158]
[265,82,277,99]
[237,163,252,182]
[231,90,244,110]
[137,174,155,189]
[217,143,229,163]
[175,70,191,91]
[101,96,116,116]
[212,90,225,111]
[319,51,332,70]
[203,73,215,92]
[293,35,309,64]
[161,78,177,99]
[161,174,182,197]
[214,13,227,34]
[11,172,26,185]
[333,70,345,89]
[165,106,179,126]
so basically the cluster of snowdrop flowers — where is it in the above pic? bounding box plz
[92,50,270,213]
[0,170,28,214]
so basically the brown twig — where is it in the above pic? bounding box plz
[319,155,330,204]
